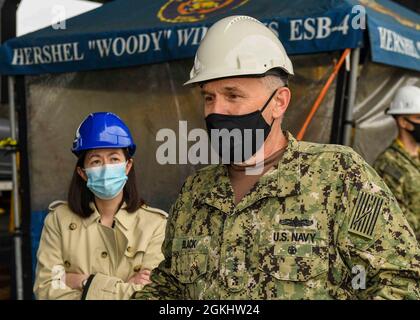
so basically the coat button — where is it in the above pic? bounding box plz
[101,251,108,258]
[127,246,133,253]
[69,223,77,231]
[64,260,71,268]
[133,265,141,272]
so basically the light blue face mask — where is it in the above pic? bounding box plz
[85,162,128,200]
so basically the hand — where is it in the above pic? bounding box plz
[65,273,89,290]
[127,269,152,285]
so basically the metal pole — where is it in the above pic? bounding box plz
[330,55,349,144]
[8,76,23,300]
[343,48,360,146]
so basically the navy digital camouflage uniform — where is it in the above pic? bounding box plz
[133,132,420,300]
[373,139,420,240]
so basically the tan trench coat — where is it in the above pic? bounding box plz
[34,201,167,300]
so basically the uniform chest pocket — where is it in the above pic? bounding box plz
[170,236,210,284]
[171,251,208,284]
[259,242,328,282]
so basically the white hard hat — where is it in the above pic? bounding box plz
[184,15,294,86]
[387,85,420,115]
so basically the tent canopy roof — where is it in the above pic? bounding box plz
[0,0,418,75]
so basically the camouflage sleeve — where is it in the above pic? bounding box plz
[396,204,419,240]
[402,172,420,238]
[337,152,420,300]
[130,179,192,300]
[373,160,420,240]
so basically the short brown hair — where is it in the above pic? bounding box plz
[67,149,144,218]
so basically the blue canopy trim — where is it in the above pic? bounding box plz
[0,0,364,75]
[2,0,419,75]
[361,0,420,72]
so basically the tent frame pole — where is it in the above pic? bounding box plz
[330,52,349,144]
[343,48,360,146]
[8,75,23,300]
[16,75,33,300]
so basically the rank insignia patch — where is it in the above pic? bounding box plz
[348,191,384,239]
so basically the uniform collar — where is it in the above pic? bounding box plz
[392,139,420,168]
[202,131,301,214]
[82,201,137,230]
[276,131,301,197]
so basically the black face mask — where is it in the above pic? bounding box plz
[406,118,420,143]
[205,90,276,164]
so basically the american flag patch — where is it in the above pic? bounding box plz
[348,191,384,239]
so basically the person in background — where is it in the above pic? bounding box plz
[34,112,167,299]
[374,86,420,241]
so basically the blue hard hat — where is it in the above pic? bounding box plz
[72,112,136,157]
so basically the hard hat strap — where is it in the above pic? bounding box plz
[260,90,277,114]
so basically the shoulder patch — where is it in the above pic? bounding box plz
[142,205,168,218]
[383,164,403,181]
[48,200,67,212]
[348,191,384,240]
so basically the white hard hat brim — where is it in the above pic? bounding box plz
[386,109,420,115]
[184,66,294,86]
